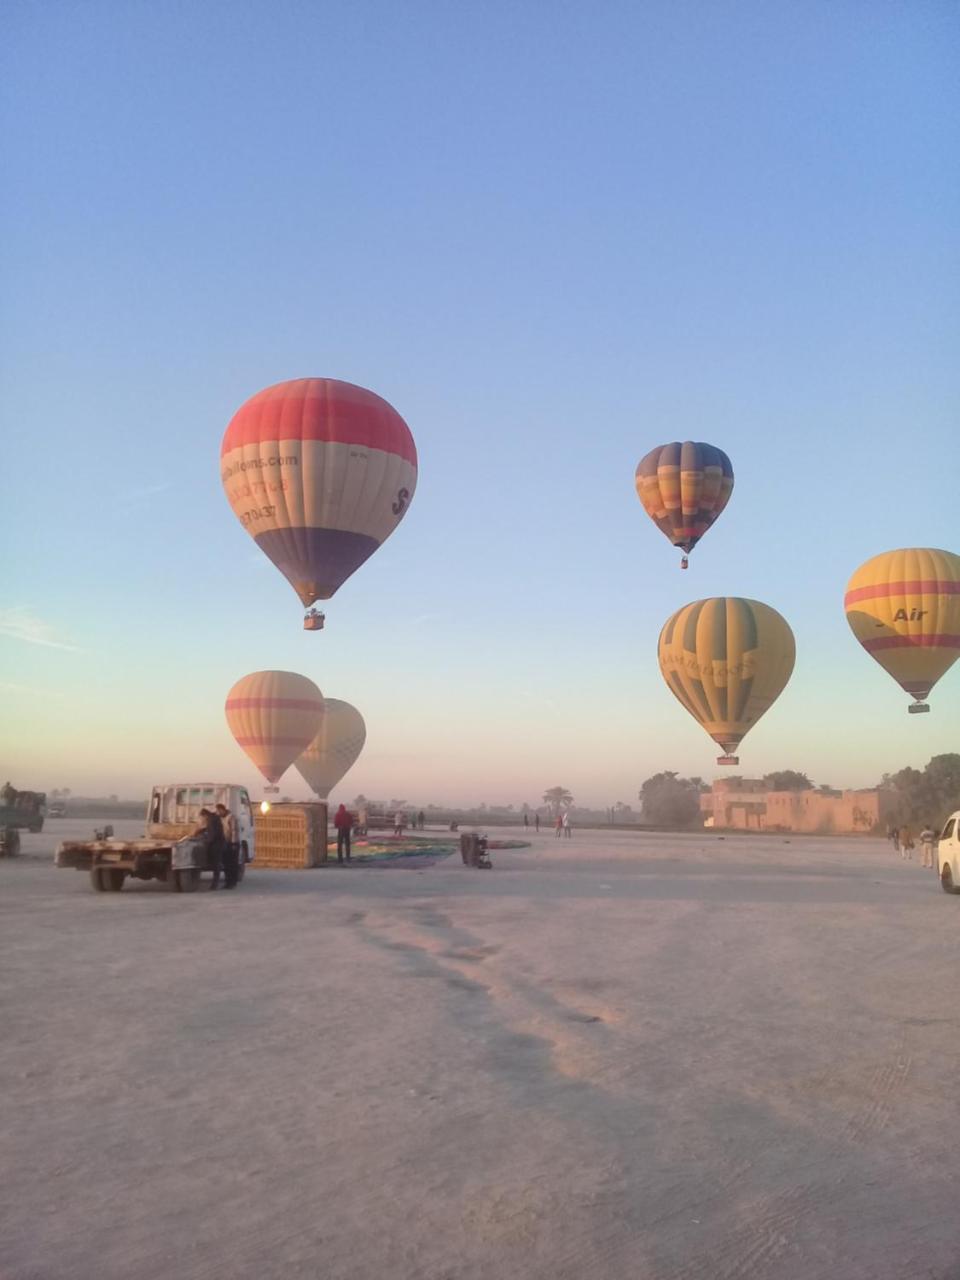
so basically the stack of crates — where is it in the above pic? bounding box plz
[253,803,328,869]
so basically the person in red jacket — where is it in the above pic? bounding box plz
[334,804,353,864]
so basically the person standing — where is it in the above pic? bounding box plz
[192,806,226,889]
[920,823,937,869]
[216,803,240,889]
[417,810,425,830]
[555,813,563,839]
[523,813,529,829]
[534,813,540,833]
[562,811,572,839]
[394,810,404,837]
[898,825,914,861]
[334,803,353,863]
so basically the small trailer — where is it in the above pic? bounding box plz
[56,782,256,893]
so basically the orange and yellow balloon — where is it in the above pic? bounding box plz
[220,378,417,619]
[636,441,734,565]
[844,548,960,712]
[225,671,325,785]
[295,699,367,800]
[658,597,795,763]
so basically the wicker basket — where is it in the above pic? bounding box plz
[253,803,328,869]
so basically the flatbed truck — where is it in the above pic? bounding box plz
[56,783,256,893]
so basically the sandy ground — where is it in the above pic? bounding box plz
[2,824,958,1280]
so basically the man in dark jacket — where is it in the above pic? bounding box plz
[192,807,227,889]
[334,804,353,863]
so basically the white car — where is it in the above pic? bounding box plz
[938,811,960,894]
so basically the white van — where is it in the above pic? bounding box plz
[937,811,960,894]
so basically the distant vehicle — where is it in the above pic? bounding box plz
[48,804,67,819]
[56,783,255,893]
[0,785,46,833]
[938,812,960,894]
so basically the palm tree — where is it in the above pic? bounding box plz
[542,786,573,815]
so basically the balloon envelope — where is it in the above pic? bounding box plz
[225,671,325,785]
[221,378,417,608]
[844,548,960,707]
[658,597,795,756]
[294,699,367,800]
[636,441,734,556]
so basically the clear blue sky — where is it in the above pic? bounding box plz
[2,1,957,805]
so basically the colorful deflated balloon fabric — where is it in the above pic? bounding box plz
[635,441,734,563]
[658,597,795,763]
[225,671,325,785]
[844,548,960,712]
[220,378,417,615]
[294,699,367,801]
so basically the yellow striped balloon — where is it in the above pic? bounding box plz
[844,548,960,712]
[295,699,367,800]
[658,598,796,762]
[225,671,325,785]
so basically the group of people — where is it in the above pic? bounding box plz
[189,804,241,889]
[522,813,542,832]
[555,811,572,838]
[888,823,939,869]
[394,810,426,835]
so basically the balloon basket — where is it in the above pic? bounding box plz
[908,703,930,715]
[680,556,689,570]
[716,755,739,766]
[263,785,280,795]
[303,611,325,632]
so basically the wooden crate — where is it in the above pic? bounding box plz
[253,803,328,869]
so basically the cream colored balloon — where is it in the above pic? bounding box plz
[294,699,366,799]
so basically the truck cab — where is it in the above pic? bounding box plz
[147,783,256,869]
[938,811,960,894]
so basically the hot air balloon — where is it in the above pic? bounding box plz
[294,699,367,800]
[844,548,960,714]
[658,597,795,764]
[225,671,325,790]
[636,441,734,568]
[221,379,418,630]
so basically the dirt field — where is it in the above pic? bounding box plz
[2,825,957,1280]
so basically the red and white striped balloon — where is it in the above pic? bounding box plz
[225,671,325,785]
[220,379,417,614]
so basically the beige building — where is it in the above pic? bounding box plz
[700,779,891,834]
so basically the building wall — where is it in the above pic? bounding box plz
[702,782,889,834]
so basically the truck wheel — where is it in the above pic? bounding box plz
[103,869,125,892]
[90,867,108,892]
[173,868,200,893]
[940,865,959,895]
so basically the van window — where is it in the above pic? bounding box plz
[150,792,161,823]
[176,788,188,806]
[941,818,956,841]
